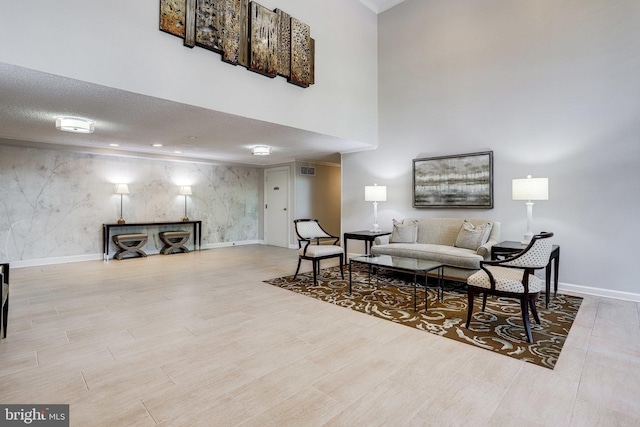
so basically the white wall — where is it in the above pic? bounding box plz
[343,0,640,299]
[0,145,260,265]
[0,0,378,145]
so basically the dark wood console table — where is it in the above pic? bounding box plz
[491,240,560,308]
[103,221,202,260]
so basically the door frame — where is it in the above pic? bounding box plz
[264,166,291,248]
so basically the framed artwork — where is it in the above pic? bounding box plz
[413,151,493,208]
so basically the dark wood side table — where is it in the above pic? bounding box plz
[491,241,560,308]
[343,230,391,256]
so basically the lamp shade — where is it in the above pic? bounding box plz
[365,184,387,202]
[115,183,129,194]
[179,186,192,196]
[512,176,548,201]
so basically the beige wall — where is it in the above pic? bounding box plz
[294,162,342,240]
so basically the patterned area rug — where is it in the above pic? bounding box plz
[265,266,582,369]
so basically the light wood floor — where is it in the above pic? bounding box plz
[1,245,639,426]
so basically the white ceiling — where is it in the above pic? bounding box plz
[1,2,407,167]
[0,63,373,167]
[359,0,406,14]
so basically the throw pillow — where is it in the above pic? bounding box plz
[390,219,419,243]
[455,221,492,250]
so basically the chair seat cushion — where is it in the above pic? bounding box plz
[299,245,344,258]
[467,266,543,293]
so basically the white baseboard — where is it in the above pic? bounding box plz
[559,282,640,302]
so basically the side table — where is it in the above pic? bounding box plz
[343,230,391,257]
[491,241,560,308]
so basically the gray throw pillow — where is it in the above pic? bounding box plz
[455,221,492,250]
[390,219,418,243]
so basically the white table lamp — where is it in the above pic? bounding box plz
[179,186,192,221]
[365,184,387,232]
[115,183,129,224]
[512,175,548,244]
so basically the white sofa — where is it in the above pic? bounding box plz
[371,217,501,282]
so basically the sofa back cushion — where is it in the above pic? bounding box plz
[454,220,493,250]
[390,219,419,243]
[404,218,499,246]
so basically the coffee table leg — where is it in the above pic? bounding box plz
[349,261,353,293]
[413,272,417,312]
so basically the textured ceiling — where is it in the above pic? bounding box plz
[0,63,374,166]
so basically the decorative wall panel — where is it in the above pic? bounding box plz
[195,0,223,52]
[249,2,278,77]
[160,0,187,38]
[289,18,312,87]
[159,0,313,87]
[275,9,291,78]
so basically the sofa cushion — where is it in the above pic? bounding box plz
[371,243,483,270]
[455,221,492,250]
[390,219,418,243]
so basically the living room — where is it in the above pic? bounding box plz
[1,0,639,425]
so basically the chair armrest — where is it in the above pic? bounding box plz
[477,239,498,259]
[374,235,390,245]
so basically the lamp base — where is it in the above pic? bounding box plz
[370,224,380,233]
[118,218,126,225]
[182,217,189,222]
[521,232,533,245]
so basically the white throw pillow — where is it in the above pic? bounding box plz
[390,219,419,243]
[455,221,492,250]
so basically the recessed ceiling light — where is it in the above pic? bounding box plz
[174,150,182,154]
[251,145,271,155]
[110,143,119,147]
[152,143,163,147]
[55,117,94,134]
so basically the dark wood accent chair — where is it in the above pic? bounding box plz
[466,232,554,343]
[1,263,9,339]
[294,219,344,285]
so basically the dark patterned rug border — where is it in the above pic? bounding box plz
[265,266,582,369]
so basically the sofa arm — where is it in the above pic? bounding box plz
[477,239,498,259]
[374,235,390,245]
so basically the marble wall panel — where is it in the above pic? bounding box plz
[0,145,260,262]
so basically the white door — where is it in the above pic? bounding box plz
[265,167,290,247]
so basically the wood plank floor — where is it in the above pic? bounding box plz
[1,245,639,426]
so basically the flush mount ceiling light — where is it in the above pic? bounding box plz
[55,117,94,133]
[251,145,271,155]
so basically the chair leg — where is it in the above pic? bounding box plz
[339,254,344,279]
[465,288,475,328]
[294,258,302,280]
[520,296,534,343]
[2,295,8,338]
[529,295,541,324]
[481,293,488,311]
[312,260,318,285]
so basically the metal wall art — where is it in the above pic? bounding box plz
[413,151,494,208]
[160,0,315,88]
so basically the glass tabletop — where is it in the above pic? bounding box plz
[350,254,443,272]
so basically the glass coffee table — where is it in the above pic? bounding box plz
[349,254,444,312]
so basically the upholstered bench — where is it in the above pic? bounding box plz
[112,233,148,260]
[159,231,190,254]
